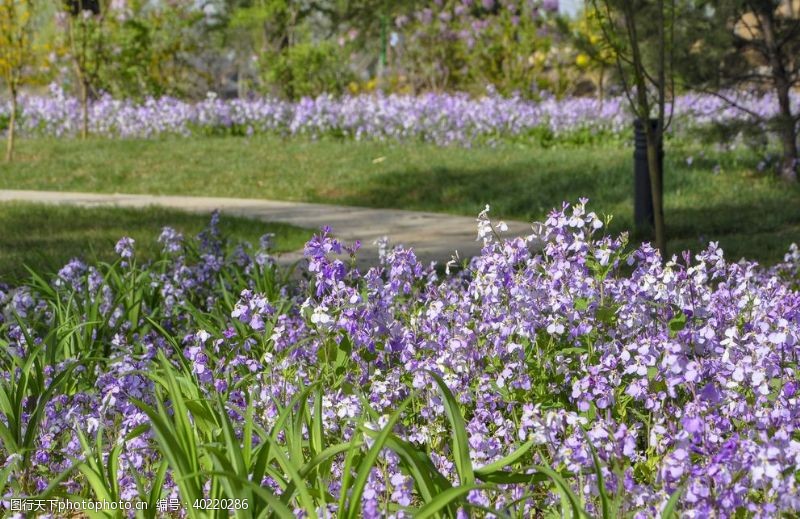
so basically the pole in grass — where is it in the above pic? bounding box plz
[633,118,664,234]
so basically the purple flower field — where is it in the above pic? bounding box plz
[4,86,797,146]
[1,201,799,517]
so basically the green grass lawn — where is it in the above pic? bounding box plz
[2,136,799,265]
[0,203,312,283]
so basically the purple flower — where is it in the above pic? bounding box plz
[3,197,800,516]
[114,237,135,259]
[682,415,704,434]
[542,0,559,12]
[158,227,184,254]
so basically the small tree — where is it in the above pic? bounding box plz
[217,0,425,96]
[0,0,36,162]
[691,1,800,183]
[220,0,340,98]
[570,6,617,100]
[99,1,208,99]
[60,0,108,139]
[589,0,676,257]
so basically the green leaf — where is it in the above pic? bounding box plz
[531,464,587,519]
[337,422,363,516]
[595,304,618,325]
[426,371,475,486]
[344,396,415,519]
[360,428,451,503]
[476,467,553,485]
[475,439,535,477]
[574,298,590,311]
[661,484,685,519]
[205,470,295,519]
[266,435,318,518]
[559,347,589,356]
[668,311,687,337]
[582,428,616,519]
[414,484,485,519]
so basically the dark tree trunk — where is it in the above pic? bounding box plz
[80,77,89,140]
[775,82,798,182]
[778,126,798,182]
[624,2,668,258]
[644,121,667,256]
[5,89,17,163]
[754,2,798,182]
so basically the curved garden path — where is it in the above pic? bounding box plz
[0,190,534,266]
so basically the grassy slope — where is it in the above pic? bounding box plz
[2,136,799,265]
[0,203,312,283]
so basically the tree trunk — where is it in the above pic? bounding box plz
[644,123,667,256]
[775,84,798,182]
[80,78,89,140]
[623,2,668,258]
[5,91,16,163]
[756,4,798,182]
[777,124,798,182]
[653,0,668,256]
[598,66,605,103]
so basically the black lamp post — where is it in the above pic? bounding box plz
[633,119,663,233]
[66,0,101,15]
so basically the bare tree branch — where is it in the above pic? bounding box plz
[697,88,766,120]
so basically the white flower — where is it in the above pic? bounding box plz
[86,417,100,434]
[477,205,494,244]
[373,236,389,261]
[311,306,332,326]
[445,251,461,275]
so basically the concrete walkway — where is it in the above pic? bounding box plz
[0,190,534,266]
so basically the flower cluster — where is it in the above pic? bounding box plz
[0,202,799,517]
[4,85,797,146]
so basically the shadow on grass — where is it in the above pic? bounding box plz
[341,157,633,221]
[0,203,312,284]
[665,200,800,264]
[344,156,799,265]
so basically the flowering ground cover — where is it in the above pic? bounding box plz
[3,136,799,265]
[0,203,312,284]
[1,201,799,518]
[3,87,797,145]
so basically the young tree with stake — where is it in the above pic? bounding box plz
[61,0,108,140]
[0,0,36,162]
[589,0,676,258]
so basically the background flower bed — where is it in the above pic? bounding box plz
[3,87,796,146]
[1,202,799,517]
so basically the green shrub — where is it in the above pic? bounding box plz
[263,41,354,99]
